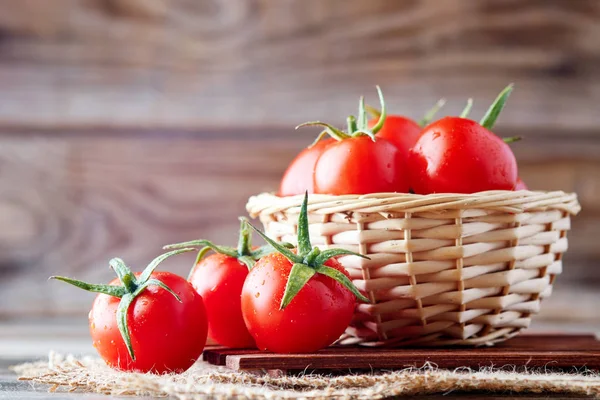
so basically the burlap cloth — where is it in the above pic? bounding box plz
[12,352,600,399]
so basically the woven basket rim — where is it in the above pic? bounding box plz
[247,190,581,216]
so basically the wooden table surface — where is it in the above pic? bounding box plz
[1,317,598,399]
[0,357,593,400]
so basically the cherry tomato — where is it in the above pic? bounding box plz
[90,271,207,373]
[242,253,356,353]
[368,115,421,154]
[408,117,517,194]
[52,249,208,374]
[314,136,408,195]
[164,220,290,348]
[279,138,333,196]
[367,99,445,154]
[514,177,528,190]
[409,85,518,194]
[241,193,369,353]
[188,253,255,348]
[287,86,409,196]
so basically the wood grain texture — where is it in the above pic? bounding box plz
[0,0,599,319]
[0,128,599,318]
[0,0,598,129]
[202,334,600,372]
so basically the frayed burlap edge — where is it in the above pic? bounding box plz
[11,352,600,399]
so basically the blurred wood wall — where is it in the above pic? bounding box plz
[0,0,599,318]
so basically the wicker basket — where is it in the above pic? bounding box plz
[246,190,581,347]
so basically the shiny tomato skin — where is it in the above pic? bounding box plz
[369,116,421,154]
[89,272,207,374]
[279,139,333,196]
[314,136,409,195]
[189,253,255,348]
[408,117,518,194]
[241,253,355,353]
[514,177,528,190]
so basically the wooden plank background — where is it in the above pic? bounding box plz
[0,0,598,322]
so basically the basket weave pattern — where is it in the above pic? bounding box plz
[247,191,581,346]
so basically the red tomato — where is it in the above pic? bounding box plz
[189,253,255,348]
[241,193,369,353]
[242,252,355,353]
[279,138,333,196]
[368,115,421,154]
[51,249,208,374]
[90,272,207,373]
[408,117,518,194]
[514,177,528,190]
[314,136,409,195]
[285,87,409,196]
[164,220,291,348]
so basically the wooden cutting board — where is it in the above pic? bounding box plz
[203,334,600,373]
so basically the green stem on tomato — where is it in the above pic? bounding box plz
[459,98,473,119]
[237,218,252,256]
[164,220,293,271]
[296,86,387,143]
[480,83,514,130]
[365,104,381,119]
[418,98,446,127]
[244,192,371,310]
[50,248,194,361]
[503,136,522,144]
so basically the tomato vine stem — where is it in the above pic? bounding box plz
[164,220,292,271]
[296,86,386,143]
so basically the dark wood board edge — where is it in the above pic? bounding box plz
[226,350,600,371]
[202,334,600,371]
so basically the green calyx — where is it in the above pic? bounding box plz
[244,192,370,310]
[456,84,518,143]
[49,248,195,361]
[418,98,447,127]
[296,86,386,146]
[459,84,514,124]
[164,219,293,271]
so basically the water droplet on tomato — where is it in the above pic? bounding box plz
[261,280,265,286]
[254,292,260,298]
[211,286,217,292]
[91,323,96,330]
[110,340,115,345]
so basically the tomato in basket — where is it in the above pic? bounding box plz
[280,86,409,196]
[408,84,520,194]
[164,220,292,349]
[514,177,528,190]
[366,98,446,154]
[279,138,333,196]
[241,193,370,353]
[50,249,207,374]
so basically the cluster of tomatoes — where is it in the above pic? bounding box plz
[52,194,367,374]
[280,84,527,197]
[52,85,527,375]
